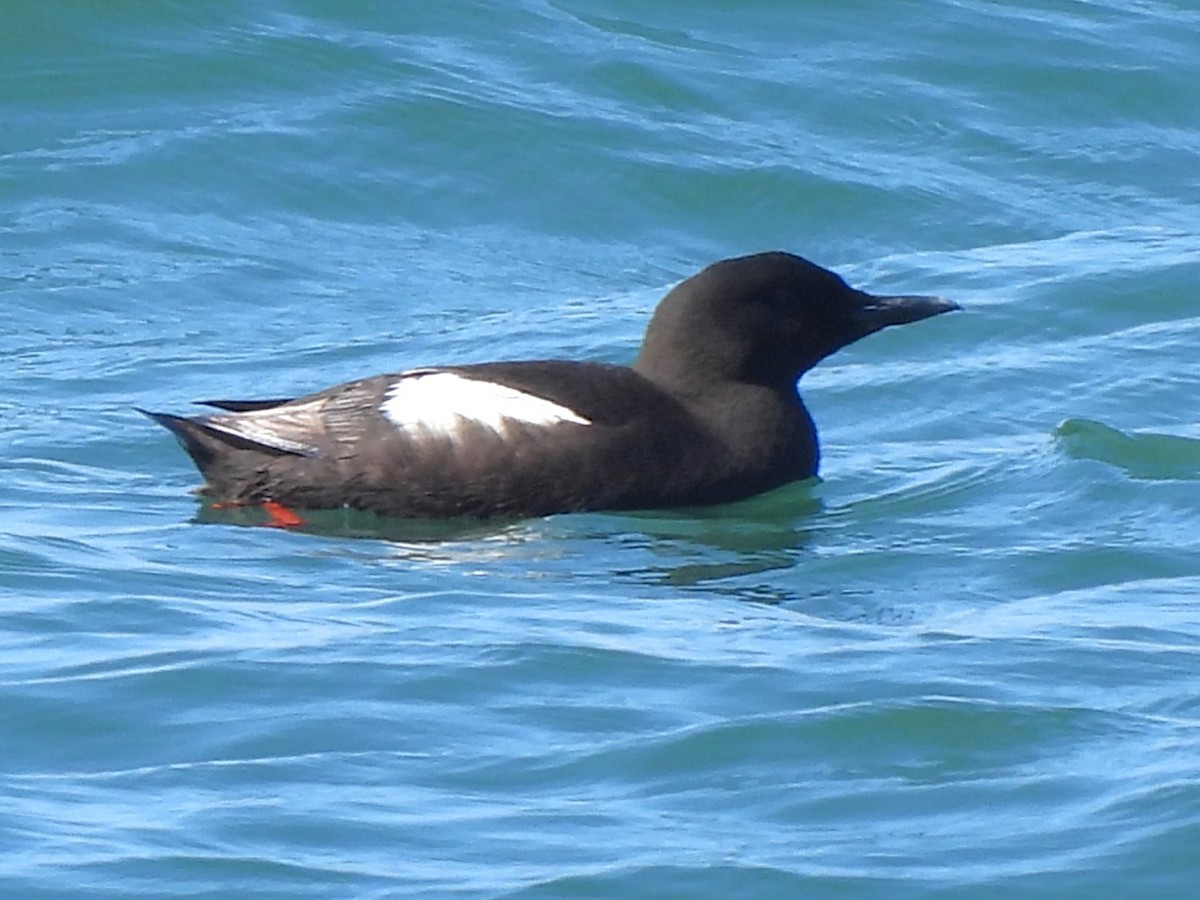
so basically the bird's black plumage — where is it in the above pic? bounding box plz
[143,251,958,519]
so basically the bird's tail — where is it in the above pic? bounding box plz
[137,408,299,475]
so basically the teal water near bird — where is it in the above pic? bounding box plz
[1056,419,1200,481]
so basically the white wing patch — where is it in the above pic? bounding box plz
[380,371,591,442]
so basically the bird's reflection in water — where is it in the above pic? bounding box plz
[193,481,831,610]
[611,482,822,592]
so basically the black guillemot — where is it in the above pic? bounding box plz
[142,251,958,521]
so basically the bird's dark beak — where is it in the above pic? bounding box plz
[852,292,960,333]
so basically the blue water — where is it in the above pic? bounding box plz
[4,1,1200,896]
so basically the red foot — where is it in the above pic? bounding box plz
[261,500,307,528]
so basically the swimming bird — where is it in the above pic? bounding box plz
[142,251,957,521]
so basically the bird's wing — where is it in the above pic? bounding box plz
[182,364,631,459]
